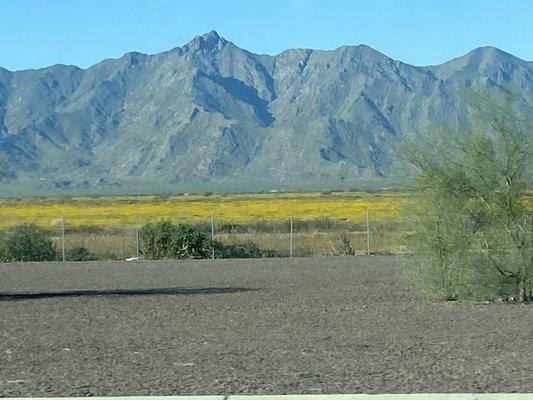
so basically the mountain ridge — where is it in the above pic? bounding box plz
[5,31,530,73]
[0,31,531,195]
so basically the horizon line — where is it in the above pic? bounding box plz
[2,30,530,73]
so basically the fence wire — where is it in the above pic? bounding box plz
[0,210,411,261]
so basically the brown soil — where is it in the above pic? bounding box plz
[0,256,532,396]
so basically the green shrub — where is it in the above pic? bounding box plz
[261,249,289,258]
[0,224,56,262]
[0,231,7,261]
[67,246,98,261]
[140,221,212,259]
[214,241,262,259]
[400,90,532,302]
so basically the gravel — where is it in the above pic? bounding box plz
[0,256,532,396]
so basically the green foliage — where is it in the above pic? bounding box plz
[400,90,532,301]
[0,224,56,262]
[140,221,273,259]
[67,246,98,261]
[0,231,7,261]
[140,221,212,259]
[213,241,262,259]
[404,194,506,300]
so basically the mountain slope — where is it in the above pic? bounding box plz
[0,31,531,194]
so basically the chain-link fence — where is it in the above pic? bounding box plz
[0,210,412,261]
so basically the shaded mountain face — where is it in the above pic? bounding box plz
[0,31,531,193]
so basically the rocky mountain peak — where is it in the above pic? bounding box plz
[186,30,226,51]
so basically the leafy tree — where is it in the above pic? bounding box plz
[0,224,56,262]
[400,90,532,301]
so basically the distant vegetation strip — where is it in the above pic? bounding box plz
[0,192,407,227]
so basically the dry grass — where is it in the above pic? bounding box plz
[2,190,528,259]
[216,230,410,257]
[43,223,410,259]
[58,230,136,259]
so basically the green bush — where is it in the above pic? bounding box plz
[140,221,303,260]
[0,231,7,261]
[140,221,212,259]
[263,249,290,258]
[67,246,98,261]
[0,224,56,262]
[214,241,262,259]
[400,90,532,302]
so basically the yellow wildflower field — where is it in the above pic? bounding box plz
[0,192,407,228]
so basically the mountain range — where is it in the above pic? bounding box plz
[0,31,531,194]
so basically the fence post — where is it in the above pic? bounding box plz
[366,209,370,255]
[135,213,140,260]
[61,216,66,262]
[211,213,215,260]
[289,212,293,258]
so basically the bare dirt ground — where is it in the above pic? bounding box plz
[0,256,532,396]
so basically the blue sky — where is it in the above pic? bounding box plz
[1,0,531,71]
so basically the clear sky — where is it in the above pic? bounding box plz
[1,0,531,71]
